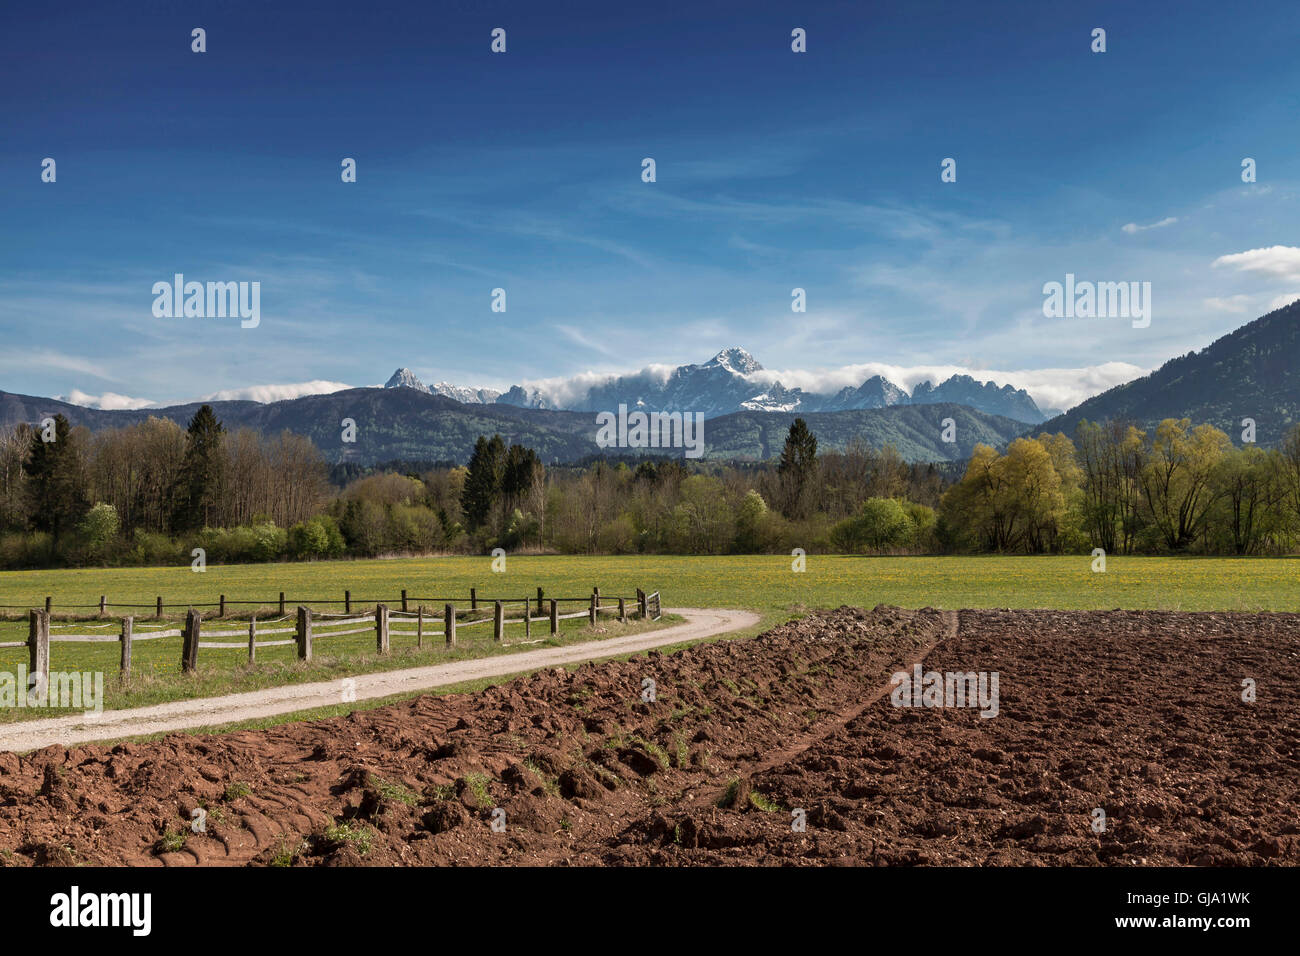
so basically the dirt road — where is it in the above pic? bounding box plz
[0,607,759,752]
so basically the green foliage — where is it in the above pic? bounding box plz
[461,435,506,531]
[288,514,347,560]
[79,502,120,552]
[23,414,88,541]
[831,497,916,552]
[172,405,225,532]
[777,418,819,518]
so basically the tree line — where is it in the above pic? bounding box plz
[1,407,1298,568]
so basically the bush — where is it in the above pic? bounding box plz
[903,501,937,550]
[387,504,441,554]
[832,498,917,553]
[79,503,120,553]
[249,522,287,562]
[0,532,55,569]
[130,528,183,566]
[597,514,638,554]
[289,515,347,559]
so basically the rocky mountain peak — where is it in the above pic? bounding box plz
[708,347,764,375]
[385,368,430,393]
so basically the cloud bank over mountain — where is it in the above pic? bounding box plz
[500,351,1145,420]
[53,353,1143,420]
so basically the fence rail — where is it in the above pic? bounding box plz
[11,584,663,690]
[1,587,637,617]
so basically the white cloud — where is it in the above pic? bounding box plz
[1212,245,1300,282]
[1203,294,1254,314]
[1268,292,1300,311]
[58,389,156,411]
[517,356,1145,416]
[197,380,353,403]
[1122,217,1178,234]
[515,365,676,408]
[757,360,1145,414]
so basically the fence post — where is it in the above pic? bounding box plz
[589,594,597,626]
[248,616,257,664]
[619,597,627,623]
[536,587,544,616]
[44,596,52,615]
[417,606,424,648]
[182,609,201,673]
[524,598,531,640]
[444,604,456,647]
[636,588,647,619]
[99,595,107,617]
[345,590,351,614]
[156,596,163,618]
[279,591,285,615]
[470,587,478,611]
[376,604,390,654]
[493,601,504,642]
[119,616,132,681]
[401,589,408,613]
[550,599,558,635]
[219,594,226,617]
[28,609,49,704]
[593,586,601,609]
[296,606,313,661]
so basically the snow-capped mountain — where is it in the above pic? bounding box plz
[384,368,500,404]
[386,349,1047,423]
[910,375,1044,424]
[430,382,502,405]
[817,375,911,412]
[568,348,810,419]
[384,368,430,393]
[495,348,1047,423]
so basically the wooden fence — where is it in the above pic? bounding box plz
[3,586,660,620]
[13,586,662,691]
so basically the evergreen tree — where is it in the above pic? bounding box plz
[23,414,88,541]
[777,417,818,518]
[460,434,506,530]
[172,405,226,531]
[502,444,542,505]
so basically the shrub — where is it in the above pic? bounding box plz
[79,503,120,553]
[832,498,917,553]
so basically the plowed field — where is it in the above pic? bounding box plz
[2,606,1296,866]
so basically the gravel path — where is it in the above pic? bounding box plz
[0,607,759,752]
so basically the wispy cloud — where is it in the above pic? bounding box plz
[1204,294,1254,314]
[1122,217,1178,234]
[197,381,354,404]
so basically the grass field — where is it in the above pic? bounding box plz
[0,554,1295,727]
[2,553,1297,618]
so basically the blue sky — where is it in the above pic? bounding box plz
[2,0,1298,412]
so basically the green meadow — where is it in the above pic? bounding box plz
[3,553,1296,618]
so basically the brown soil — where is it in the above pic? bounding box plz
[1,606,1296,866]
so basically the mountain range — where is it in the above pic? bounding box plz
[0,386,1027,465]
[1037,299,1300,444]
[394,347,1052,423]
[4,304,1295,464]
